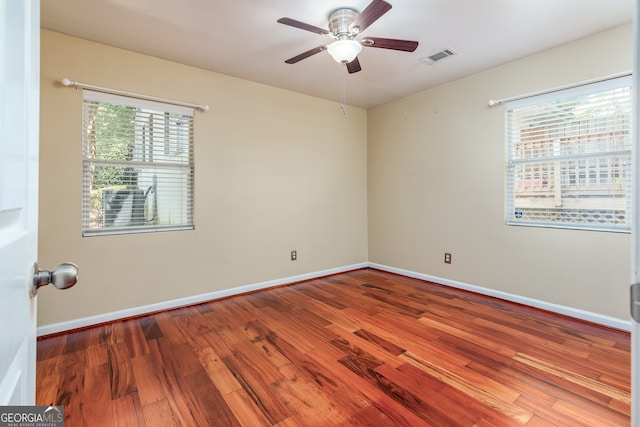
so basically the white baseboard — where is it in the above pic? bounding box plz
[36,262,368,337]
[368,262,631,332]
[37,261,630,336]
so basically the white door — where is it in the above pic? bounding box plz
[0,0,40,405]
[632,0,640,424]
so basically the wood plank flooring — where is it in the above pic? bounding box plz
[36,268,630,426]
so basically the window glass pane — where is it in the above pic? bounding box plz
[82,91,194,236]
[505,77,631,232]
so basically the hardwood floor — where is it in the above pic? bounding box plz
[36,268,630,426]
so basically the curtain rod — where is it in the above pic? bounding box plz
[60,78,209,111]
[487,71,632,107]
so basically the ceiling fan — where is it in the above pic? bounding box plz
[277,0,419,74]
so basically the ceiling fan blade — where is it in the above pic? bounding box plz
[284,46,327,64]
[346,57,361,74]
[350,0,392,33]
[362,37,418,52]
[277,18,329,35]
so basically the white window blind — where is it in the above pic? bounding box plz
[505,76,632,232]
[82,90,194,236]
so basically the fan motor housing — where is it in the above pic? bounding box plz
[328,8,359,36]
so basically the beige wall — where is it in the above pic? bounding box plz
[38,30,368,326]
[368,24,633,320]
[39,24,633,328]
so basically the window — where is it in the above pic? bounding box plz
[82,90,194,236]
[505,77,632,232]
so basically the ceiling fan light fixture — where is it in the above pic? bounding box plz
[327,39,362,64]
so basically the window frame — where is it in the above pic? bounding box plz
[504,76,632,233]
[81,90,195,237]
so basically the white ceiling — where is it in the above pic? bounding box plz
[41,0,633,108]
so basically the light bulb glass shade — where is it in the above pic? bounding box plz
[327,39,362,64]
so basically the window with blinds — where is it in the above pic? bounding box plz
[82,90,194,236]
[505,76,632,232]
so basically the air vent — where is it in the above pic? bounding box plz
[420,48,457,65]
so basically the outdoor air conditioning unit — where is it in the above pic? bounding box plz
[103,189,145,227]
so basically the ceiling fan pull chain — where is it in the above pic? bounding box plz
[341,65,346,114]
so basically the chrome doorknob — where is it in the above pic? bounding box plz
[31,262,78,297]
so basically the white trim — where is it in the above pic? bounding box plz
[37,261,630,336]
[368,263,631,332]
[36,262,368,337]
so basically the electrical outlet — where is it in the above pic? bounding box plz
[291,250,297,261]
[444,252,452,264]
